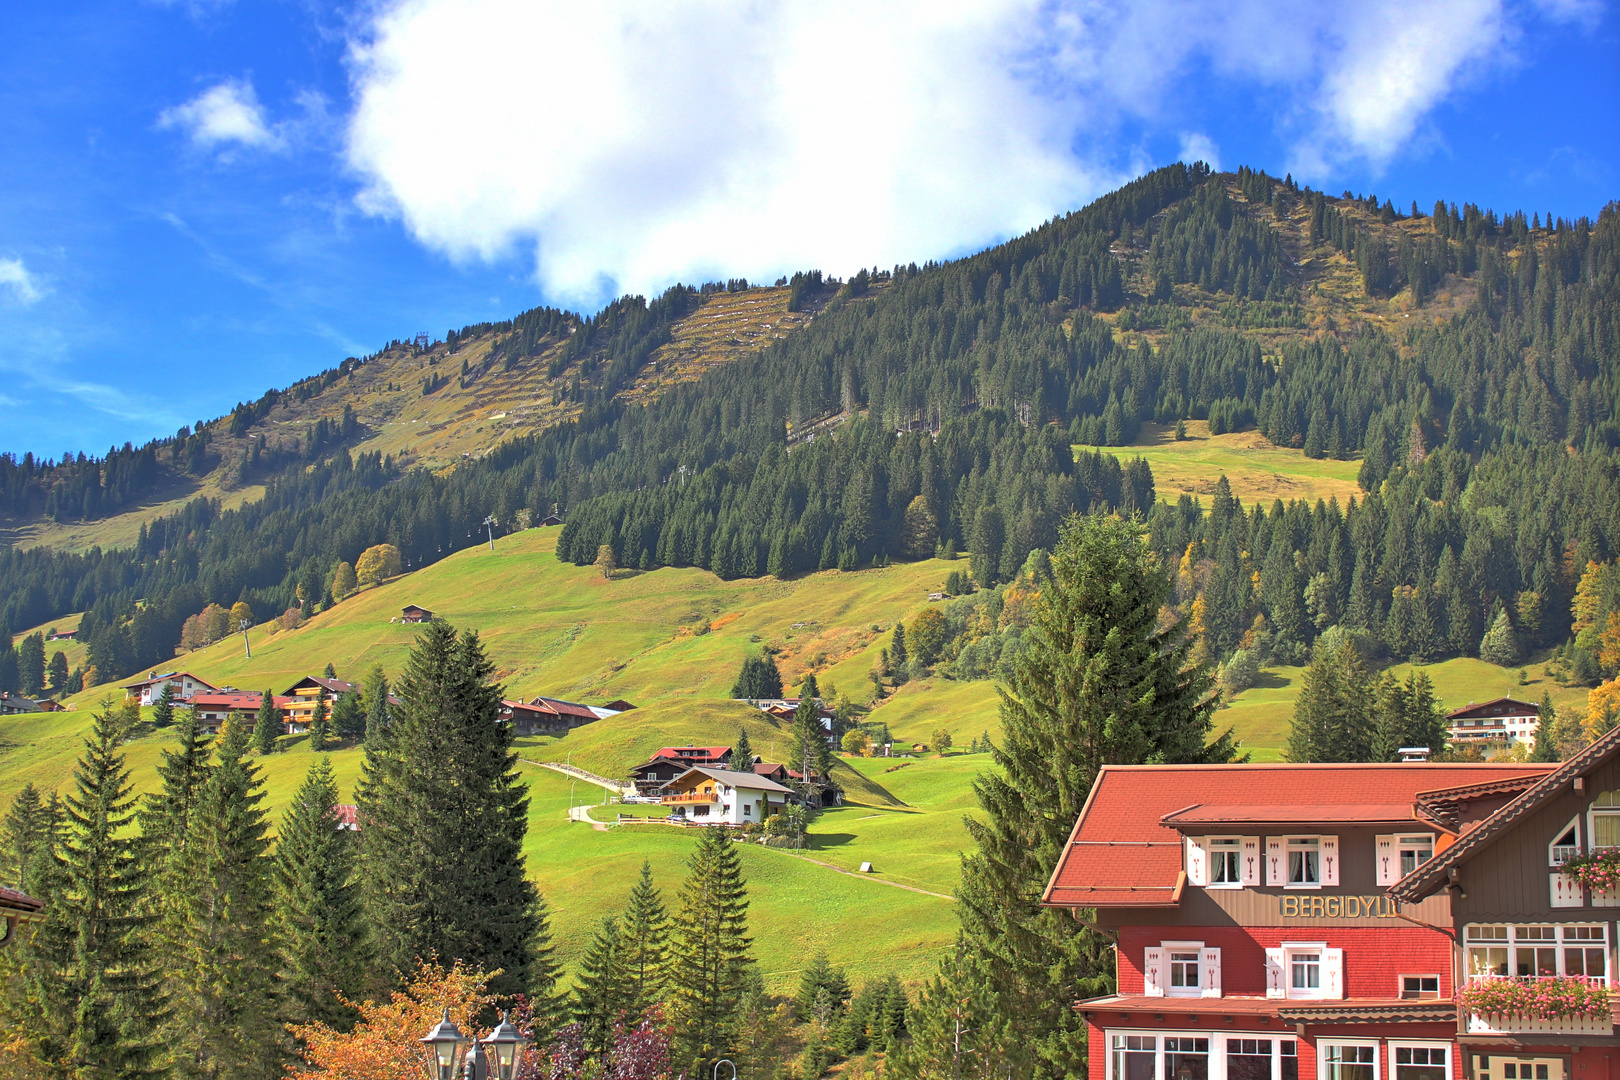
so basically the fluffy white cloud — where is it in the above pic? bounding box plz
[0,257,43,304]
[160,79,284,151]
[342,0,1564,303]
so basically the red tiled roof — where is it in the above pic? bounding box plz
[1044,763,1554,909]
[1162,803,1422,827]
[0,885,44,914]
[192,692,293,710]
[1446,696,1540,720]
[654,746,730,760]
[120,671,219,691]
[333,804,359,829]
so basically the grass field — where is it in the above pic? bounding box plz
[1078,421,1364,508]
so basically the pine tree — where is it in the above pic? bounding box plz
[954,513,1233,1076]
[275,756,369,1028]
[363,666,391,745]
[668,827,753,1071]
[620,860,669,1019]
[1479,609,1523,666]
[142,707,215,895]
[3,782,46,887]
[730,653,783,699]
[309,685,330,751]
[791,696,831,792]
[572,915,631,1054]
[11,704,169,1076]
[795,951,850,1020]
[252,689,281,755]
[331,691,365,741]
[727,726,754,772]
[890,942,1009,1079]
[151,681,175,729]
[17,632,45,697]
[355,620,548,1001]
[1287,637,1373,762]
[172,715,282,1079]
[47,650,69,694]
[890,621,909,684]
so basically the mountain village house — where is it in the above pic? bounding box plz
[497,695,621,736]
[400,605,433,623]
[659,766,797,826]
[120,670,219,706]
[1043,754,1620,1080]
[1446,698,1543,749]
[280,676,360,732]
[632,747,734,795]
[191,691,295,734]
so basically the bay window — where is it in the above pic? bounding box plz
[1465,924,1609,982]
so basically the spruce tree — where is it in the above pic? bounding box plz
[172,715,282,1079]
[15,705,169,1076]
[953,513,1234,1076]
[355,620,547,1000]
[669,827,753,1071]
[1532,692,1560,762]
[727,726,754,772]
[309,685,330,751]
[151,681,175,729]
[1287,637,1373,762]
[620,860,669,1018]
[572,915,631,1054]
[890,622,909,675]
[791,696,831,790]
[252,689,281,755]
[890,942,1008,1079]
[331,691,365,741]
[275,756,369,1029]
[1479,609,1523,666]
[141,706,215,895]
[362,665,390,745]
[2,782,45,887]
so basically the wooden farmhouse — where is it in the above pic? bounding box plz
[120,670,219,706]
[1446,697,1542,749]
[400,604,433,623]
[280,676,360,732]
[497,695,621,736]
[0,693,42,715]
[660,766,796,826]
[631,746,733,795]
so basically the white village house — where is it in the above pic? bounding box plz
[659,766,797,826]
[120,670,220,707]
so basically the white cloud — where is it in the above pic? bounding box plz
[1178,133,1221,172]
[343,0,1551,304]
[160,79,284,151]
[0,257,43,304]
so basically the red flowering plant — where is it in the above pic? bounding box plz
[1559,847,1620,892]
[1460,976,1612,1019]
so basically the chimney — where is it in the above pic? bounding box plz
[1399,747,1432,763]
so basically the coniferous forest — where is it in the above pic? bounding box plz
[0,161,1617,701]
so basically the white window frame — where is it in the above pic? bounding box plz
[1156,940,1221,999]
[1398,974,1441,999]
[1588,790,1620,851]
[1206,837,1244,889]
[1278,941,1341,1000]
[1463,923,1610,983]
[1105,1031,1294,1080]
[1395,834,1435,879]
[1272,835,1338,889]
[1389,1042,1450,1080]
[1549,816,1581,867]
[1319,1040,1380,1080]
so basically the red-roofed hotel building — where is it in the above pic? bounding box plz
[1041,759,1620,1080]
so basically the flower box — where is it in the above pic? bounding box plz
[1559,848,1620,892]
[1460,976,1612,1020]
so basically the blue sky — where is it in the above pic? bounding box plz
[1,0,1615,459]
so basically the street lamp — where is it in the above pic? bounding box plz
[480,1011,529,1080]
[420,1008,470,1080]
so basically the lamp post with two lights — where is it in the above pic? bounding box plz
[420,1008,528,1080]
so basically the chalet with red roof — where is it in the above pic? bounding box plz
[120,670,219,706]
[192,691,296,734]
[631,746,732,795]
[1043,760,1585,1080]
[497,695,619,736]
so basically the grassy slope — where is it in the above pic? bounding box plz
[1078,420,1364,508]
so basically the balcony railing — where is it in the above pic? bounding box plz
[662,791,719,805]
[1462,975,1613,1037]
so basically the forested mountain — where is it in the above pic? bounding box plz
[2,162,1616,693]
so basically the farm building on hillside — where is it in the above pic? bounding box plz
[45,629,76,642]
[400,605,433,623]
[120,671,220,706]
[497,695,623,736]
[740,698,836,743]
[0,694,42,715]
[631,746,733,795]
[1446,696,1541,747]
[281,676,360,732]
[538,513,564,527]
[661,767,797,826]
[192,691,295,734]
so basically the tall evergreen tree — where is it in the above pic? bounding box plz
[668,827,753,1072]
[791,696,831,789]
[330,691,365,741]
[1532,692,1560,762]
[141,707,215,900]
[362,665,390,745]
[952,513,1234,1078]
[2,782,46,887]
[172,716,282,1079]
[355,620,549,1000]
[890,941,1008,1080]
[572,915,631,1055]
[150,681,175,729]
[620,860,669,1019]
[1287,637,1373,762]
[727,726,754,772]
[730,653,783,699]
[890,621,909,675]
[7,705,169,1077]
[275,756,369,1029]
[252,689,281,755]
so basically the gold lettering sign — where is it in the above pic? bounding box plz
[1280,895,1400,918]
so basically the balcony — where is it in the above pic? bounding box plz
[662,791,719,805]
[1462,976,1614,1037]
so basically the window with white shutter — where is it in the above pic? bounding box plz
[1186,836,1208,887]
[1322,947,1345,999]
[1266,837,1285,885]
[1264,947,1286,999]
[1241,836,1261,885]
[1321,836,1340,887]
[1143,947,1166,997]
[1376,834,1397,886]
[1199,947,1222,998]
